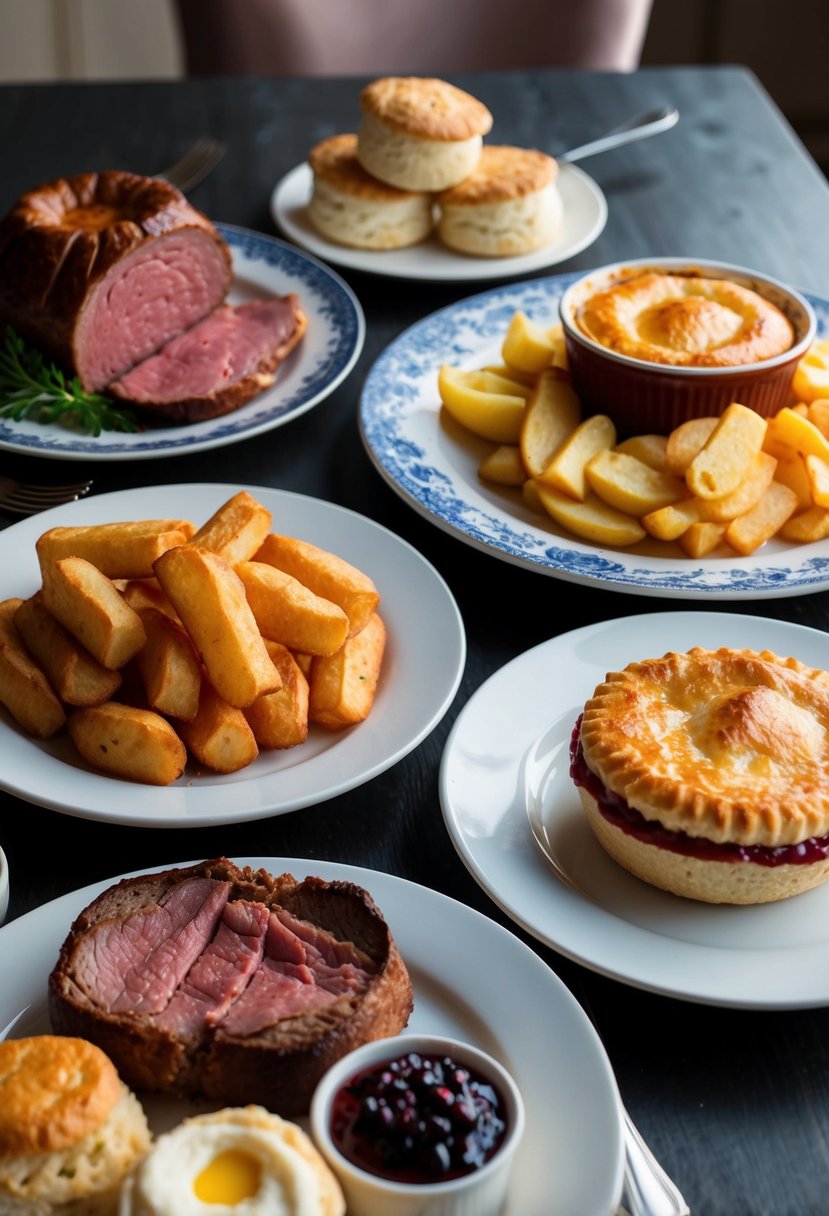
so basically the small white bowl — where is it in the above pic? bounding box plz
[309,1034,525,1216]
[0,846,8,925]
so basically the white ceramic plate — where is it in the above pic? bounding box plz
[0,855,625,1216]
[0,225,364,462]
[0,484,465,827]
[440,610,829,1009]
[360,274,829,598]
[271,161,607,282]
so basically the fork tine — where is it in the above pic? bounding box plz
[0,478,93,517]
[158,137,228,194]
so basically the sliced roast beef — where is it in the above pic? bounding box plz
[48,858,414,1114]
[107,297,308,423]
[0,171,233,390]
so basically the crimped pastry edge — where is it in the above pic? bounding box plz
[579,647,829,847]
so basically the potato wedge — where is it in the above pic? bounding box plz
[664,417,718,476]
[244,641,309,749]
[189,490,272,567]
[238,561,350,655]
[641,499,703,541]
[685,403,768,499]
[178,682,259,773]
[724,480,799,555]
[614,433,668,472]
[807,399,829,439]
[67,701,186,785]
[678,521,727,558]
[35,520,195,579]
[779,504,829,543]
[547,322,569,371]
[479,444,526,486]
[135,606,202,721]
[792,339,829,403]
[695,450,777,523]
[771,450,813,510]
[522,478,545,514]
[0,598,66,737]
[501,310,557,373]
[536,413,617,499]
[40,556,147,670]
[535,484,646,546]
[438,364,528,444]
[519,369,581,479]
[480,363,537,388]
[154,545,281,708]
[14,592,122,707]
[308,612,386,728]
[805,454,829,507]
[585,449,685,515]
[253,534,379,638]
[764,406,829,462]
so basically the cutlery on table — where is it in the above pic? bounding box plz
[155,136,228,193]
[619,1103,691,1215]
[556,106,680,164]
[0,476,93,517]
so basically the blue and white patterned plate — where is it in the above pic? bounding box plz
[0,224,365,462]
[360,271,829,599]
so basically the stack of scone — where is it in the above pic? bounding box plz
[307,75,563,257]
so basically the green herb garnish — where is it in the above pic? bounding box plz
[0,326,140,436]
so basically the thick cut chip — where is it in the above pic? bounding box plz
[67,701,187,785]
[536,414,617,499]
[779,504,829,543]
[244,641,309,749]
[614,433,668,472]
[14,592,121,707]
[178,682,259,773]
[664,417,718,476]
[535,483,646,546]
[685,403,767,500]
[35,520,195,579]
[40,556,146,670]
[253,534,379,638]
[723,480,799,555]
[135,605,202,721]
[679,521,727,558]
[764,407,829,463]
[238,561,350,656]
[641,500,703,541]
[0,598,66,737]
[695,450,777,523]
[189,490,272,567]
[585,449,684,516]
[501,310,557,373]
[308,612,386,728]
[792,339,829,403]
[519,369,581,479]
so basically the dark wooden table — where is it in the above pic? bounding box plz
[2,66,829,1215]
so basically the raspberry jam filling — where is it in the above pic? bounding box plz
[569,715,829,867]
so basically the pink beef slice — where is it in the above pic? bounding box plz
[0,171,233,391]
[217,906,377,1037]
[63,877,230,1016]
[154,899,269,1037]
[107,297,308,424]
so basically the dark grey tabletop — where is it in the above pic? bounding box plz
[2,66,829,1215]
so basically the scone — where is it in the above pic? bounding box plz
[357,76,493,191]
[0,1035,151,1215]
[118,1106,344,1216]
[572,647,829,905]
[307,133,434,250]
[436,145,563,257]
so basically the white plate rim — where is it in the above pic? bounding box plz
[439,609,829,1010]
[0,225,365,462]
[0,483,466,827]
[270,161,608,282]
[359,273,829,599]
[0,855,625,1216]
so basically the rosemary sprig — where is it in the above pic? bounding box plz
[0,326,140,436]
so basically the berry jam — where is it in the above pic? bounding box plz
[570,715,829,866]
[330,1049,508,1184]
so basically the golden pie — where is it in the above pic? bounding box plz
[572,647,829,904]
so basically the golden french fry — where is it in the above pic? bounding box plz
[535,483,646,546]
[253,534,379,638]
[67,701,187,785]
[14,592,122,707]
[0,598,66,737]
[695,450,777,523]
[536,414,617,499]
[679,522,727,558]
[244,640,309,749]
[641,499,703,541]
[779,504,829,543]
[178,681,259,773]
[438,364,528,444]
[35,520,195,579]
[189,490,272,567]
[519,369,581,479]
[724,481,799,555]
[40,556,147,670]
[664,417,718,475]
[154,545,281,708]
[585,449,685,516]
[238,561,350,656]
[764,406,829,462]
[479,444,526,487]
[135,606,202,721]
[120,578,180,621]
[685,403,767,500]
[614,433,668,472]
[308,612,386,728]
[501,310,557,373]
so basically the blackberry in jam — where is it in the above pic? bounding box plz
[330,1049,508,1184]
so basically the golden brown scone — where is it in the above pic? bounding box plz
[574,647,829,904]
[436,144,563,256]
[308,132,434,250]
[357,76,493,191]
[574,269,795,367]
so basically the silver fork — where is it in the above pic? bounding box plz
[619,1104,691,1215]
[0,476,93,517]
[156,136,228,194]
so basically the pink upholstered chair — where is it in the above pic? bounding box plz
[173,0,654,76]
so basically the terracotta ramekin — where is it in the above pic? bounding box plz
[559,257,817,437]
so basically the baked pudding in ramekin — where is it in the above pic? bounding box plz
[571,646,829,905]
[559,257,816,435]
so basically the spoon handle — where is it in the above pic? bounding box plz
[557,106,679,164]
